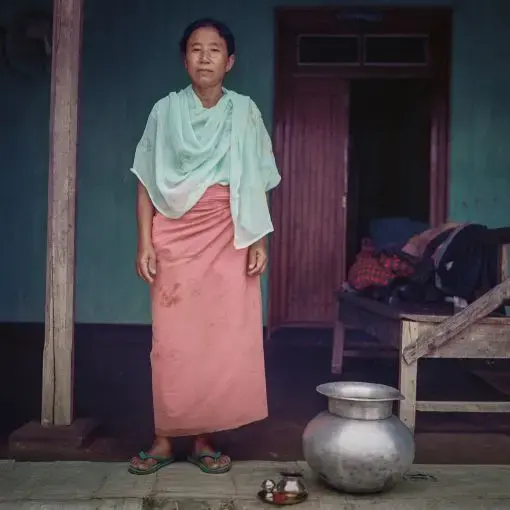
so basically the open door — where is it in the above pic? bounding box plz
[269,77,350,329]
[268,7,450,340]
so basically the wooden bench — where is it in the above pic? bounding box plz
[332,278,510,433]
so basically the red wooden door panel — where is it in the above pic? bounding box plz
[269,77,349,328]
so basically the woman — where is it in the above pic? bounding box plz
[128,18,280,475]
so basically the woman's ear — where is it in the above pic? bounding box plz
[226,54,236,73]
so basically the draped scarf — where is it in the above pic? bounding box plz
[131,86,281,248]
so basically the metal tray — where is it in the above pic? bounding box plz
[257,491,309,506]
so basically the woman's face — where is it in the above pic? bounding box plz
[184,26,235,89]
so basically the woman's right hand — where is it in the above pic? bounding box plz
[136,242,157,284]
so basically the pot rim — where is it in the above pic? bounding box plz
[316,381,404,402]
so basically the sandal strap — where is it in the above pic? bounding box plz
[195,451,222,461]
[138,450,172,462]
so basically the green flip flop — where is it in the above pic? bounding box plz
[187,451,232,474]
[128,450,175,475]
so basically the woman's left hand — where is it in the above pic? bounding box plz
[247,238,268,276]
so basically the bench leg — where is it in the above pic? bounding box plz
[331,320,345,374]
[399,320,418,433]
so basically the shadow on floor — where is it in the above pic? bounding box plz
[1,324,510,463]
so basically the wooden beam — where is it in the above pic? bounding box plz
[403,278,510,365]
[42,0,83,427]
[416,401,510,413]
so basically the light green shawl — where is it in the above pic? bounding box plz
[130,85,281,249]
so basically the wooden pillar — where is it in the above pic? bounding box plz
[41,0,84,427]
[8,0,96,457]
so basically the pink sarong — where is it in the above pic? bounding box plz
[150,184,268,437]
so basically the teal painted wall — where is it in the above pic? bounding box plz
[1,0,510,324]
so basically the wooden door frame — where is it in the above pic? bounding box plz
[269,7,452,331]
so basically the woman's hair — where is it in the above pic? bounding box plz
[179,18,236,56]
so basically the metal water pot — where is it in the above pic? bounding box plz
[302,381,415,494]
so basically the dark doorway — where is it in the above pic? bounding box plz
[346,78,432,267]
[269,7,451,330]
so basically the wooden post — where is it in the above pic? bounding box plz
[42,0,84,427]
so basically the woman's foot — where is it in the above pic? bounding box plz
[188,436,232,474]
[128,436,174,475]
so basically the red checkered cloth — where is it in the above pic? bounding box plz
[347,238,415,291]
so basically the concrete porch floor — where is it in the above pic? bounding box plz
[2,460,510,509]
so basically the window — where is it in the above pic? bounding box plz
[364,35,429,66]
[297,35,360,65]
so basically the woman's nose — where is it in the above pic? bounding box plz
[199,51,210,63]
